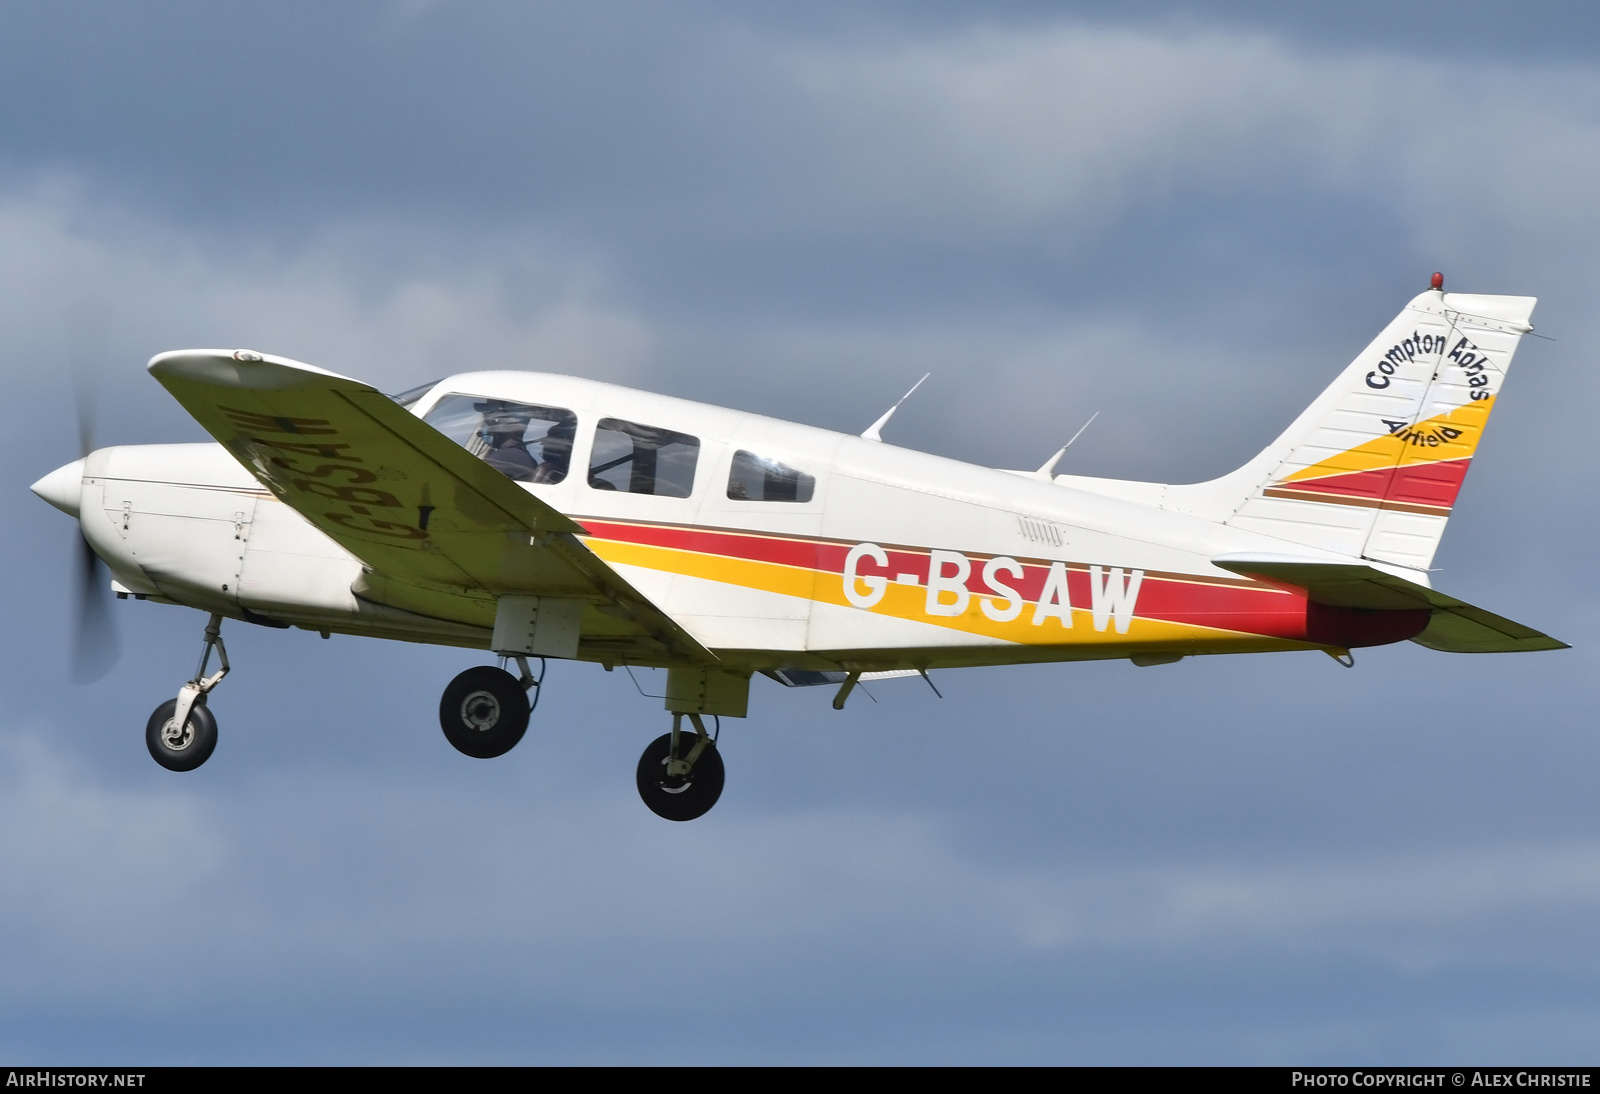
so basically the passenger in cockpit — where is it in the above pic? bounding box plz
[476,402,538,482]
[530,418,575,484]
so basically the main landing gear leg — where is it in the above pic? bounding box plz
[636,712,725,822]
[145,612,227,772]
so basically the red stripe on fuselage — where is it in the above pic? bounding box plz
[577,519,1426,648]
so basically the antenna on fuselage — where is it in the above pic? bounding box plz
[861,373,930,442]
[1031,411,1099,480]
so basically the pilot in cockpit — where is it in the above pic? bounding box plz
[475,401,539,482]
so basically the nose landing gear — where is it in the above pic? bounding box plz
[145,612,228,771]
[438,656,542,758]
[636,713,724,821]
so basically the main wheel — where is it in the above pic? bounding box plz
[145,698,218,772]
[636,731,725,821]
[439,666,530,759]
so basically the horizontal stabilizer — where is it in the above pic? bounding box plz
[1211,553,1567,654]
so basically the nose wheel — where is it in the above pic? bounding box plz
[145,696,218,771]
[636,713,725,821]
[145,612,229,772]
[438,659,540,758]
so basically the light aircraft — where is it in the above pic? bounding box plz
[30,275,1565,820]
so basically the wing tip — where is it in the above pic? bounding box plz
[148,349,361,391]
[1409,631,1569,654]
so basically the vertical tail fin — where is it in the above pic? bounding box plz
[1167,286,1536,572]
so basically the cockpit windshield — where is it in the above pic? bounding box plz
[424,393,578,484]
[388,379,443,410]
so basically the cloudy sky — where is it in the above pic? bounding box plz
[4,0,1600,1064]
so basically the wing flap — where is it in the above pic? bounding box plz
[1211,552,1567,654]
[149,349,715,663]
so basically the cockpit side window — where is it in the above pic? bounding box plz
[588,418,699,497]
[727,450,815,502]
[423,394,578,485]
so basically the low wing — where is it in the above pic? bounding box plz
[149,349,714,664]
[1212,553,1567,653]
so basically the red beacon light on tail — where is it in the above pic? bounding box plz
[1431,271,1444,291]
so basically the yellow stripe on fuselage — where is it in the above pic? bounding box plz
[584,537,1287,649]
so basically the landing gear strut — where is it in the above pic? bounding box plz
[146,613,228,772]
[439,656,541,758]
[636,713,725,821]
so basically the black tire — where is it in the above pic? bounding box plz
[636,731,725,821]
[439,666,530,759]
[145,698,218,772]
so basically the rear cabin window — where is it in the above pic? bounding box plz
[588,418,700,497]
[727,451,815,502]
[424,394,578,484]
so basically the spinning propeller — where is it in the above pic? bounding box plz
[66,298,118,683]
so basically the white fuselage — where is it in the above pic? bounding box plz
[74,370,1349,670]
